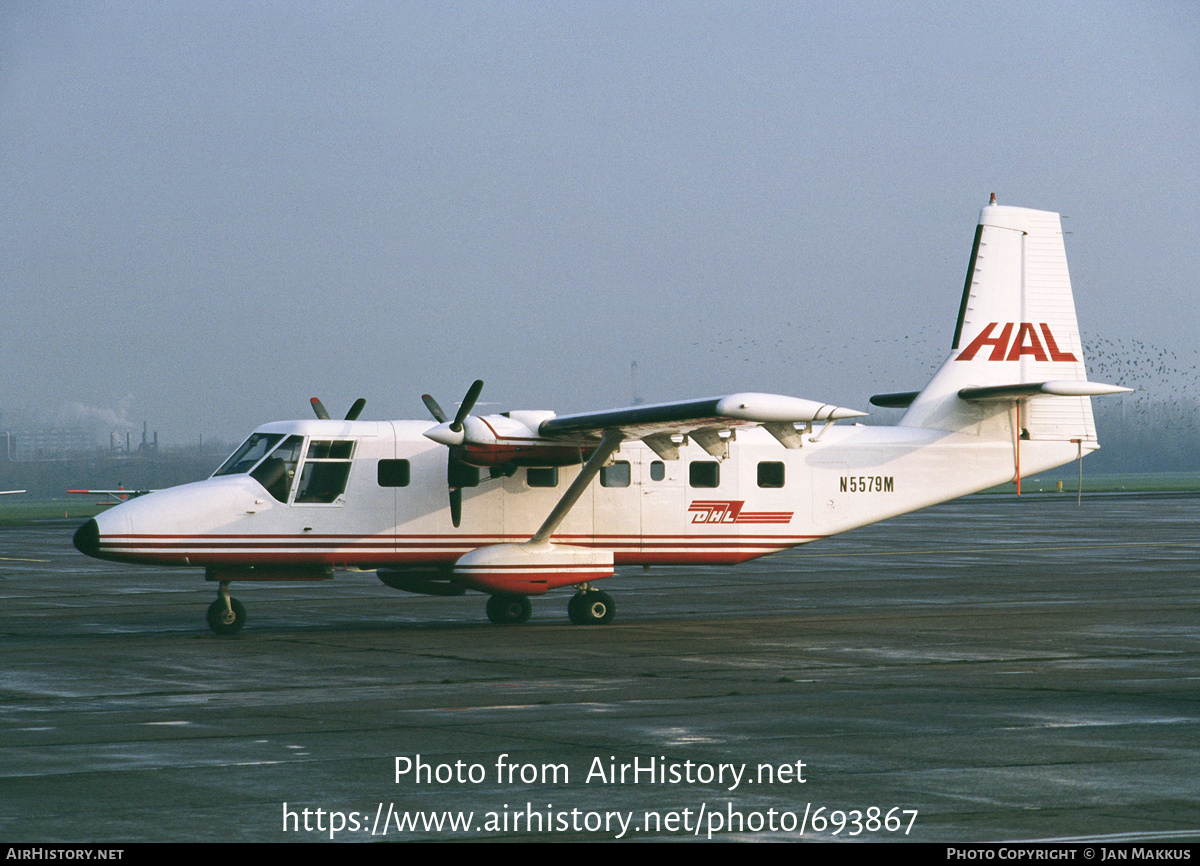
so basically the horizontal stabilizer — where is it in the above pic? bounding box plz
[958,380,1132,403]
[869,391,920,409]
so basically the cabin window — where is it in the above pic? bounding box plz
[248,435,303,502]
[600,461,631,488]
[650,460,665,481]
[377,459,410,488]
[757,461,785,488]
[689,461,720,488]
[527,467,558,487]
[294,440,355,504]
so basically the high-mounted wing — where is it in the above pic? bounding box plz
[539,392,866,459]
[540,392,863,438]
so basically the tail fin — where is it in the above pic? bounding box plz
[898,198,1127,439]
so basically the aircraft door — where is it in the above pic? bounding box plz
[639,450,684,557]
[594,452,641,548]
[373,422,400,554]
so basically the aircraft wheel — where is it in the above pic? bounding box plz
[486,594,532,625]
[207,597,247,635]
[568,590,615,625]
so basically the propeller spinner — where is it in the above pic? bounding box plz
[422,380,483,447]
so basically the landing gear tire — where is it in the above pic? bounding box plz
[207,596,247,635]
[486,594,532,625]
[568,590,615,625]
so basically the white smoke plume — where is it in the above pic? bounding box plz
[38,396,139,432]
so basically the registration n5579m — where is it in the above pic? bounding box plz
[840,476,894,493]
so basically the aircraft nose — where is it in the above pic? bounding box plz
[74,519,100,557]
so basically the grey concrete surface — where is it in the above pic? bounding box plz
[1,493,1197,842]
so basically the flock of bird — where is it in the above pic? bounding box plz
[688,319,1198,471]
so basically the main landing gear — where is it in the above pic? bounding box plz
[484,586,616,626]
[485,593,532,625]
[568,588,615,625]
[207,581,246,635]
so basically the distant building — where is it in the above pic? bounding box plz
[5,424,100,458]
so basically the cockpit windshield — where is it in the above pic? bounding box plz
[214,433,285,476]
[212,433,353,505]
[214,433,304,502]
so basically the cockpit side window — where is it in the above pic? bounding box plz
[250,435,304,502]
[294,440,355,504]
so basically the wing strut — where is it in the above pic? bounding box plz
[529,430,625,546]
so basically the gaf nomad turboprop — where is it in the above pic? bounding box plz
[74,198,1129,633]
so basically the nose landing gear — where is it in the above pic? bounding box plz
[207,581,246,635]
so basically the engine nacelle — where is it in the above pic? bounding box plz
[425,411,591,468]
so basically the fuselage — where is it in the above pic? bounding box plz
[76,416,1084,575]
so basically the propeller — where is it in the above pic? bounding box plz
[421,379,483,445]
[421,380,484,527]
[310,398,367,421]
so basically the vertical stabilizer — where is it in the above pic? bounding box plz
[899,200,1098,442]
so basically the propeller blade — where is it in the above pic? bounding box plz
[310,397,330,420]
[425,381,483,527]
[447,454,479,529]
[422,394,448,423]
[451,380,484,432]
[345,398,366,421]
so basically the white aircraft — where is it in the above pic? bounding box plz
[73,198,1129,634]
[1,490,26,495]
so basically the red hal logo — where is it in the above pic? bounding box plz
[955,323,1078,362]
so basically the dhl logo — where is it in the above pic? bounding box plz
[688,500,794,524]
[955,322,1079,362]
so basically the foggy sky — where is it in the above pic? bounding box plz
[3,1,1197,445]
